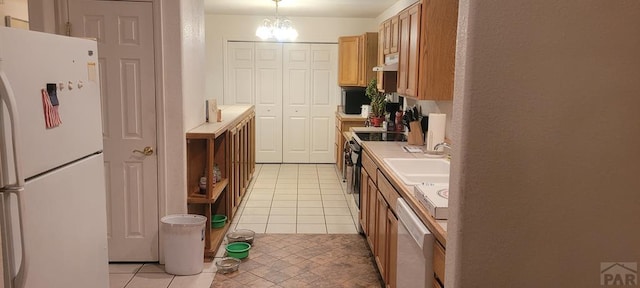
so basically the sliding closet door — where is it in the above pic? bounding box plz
[282,44,311,163]
[309,44,339,163]
[254,43,283,163]
[226,41,338,164]
[225,42,254,105]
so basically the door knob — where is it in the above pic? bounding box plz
[133,146,154,156]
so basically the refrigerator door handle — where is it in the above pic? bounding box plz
[0,70,28,288]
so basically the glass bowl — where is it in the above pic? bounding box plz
[215,257,241,274]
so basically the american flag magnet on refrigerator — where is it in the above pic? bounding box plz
[41,84,62,128]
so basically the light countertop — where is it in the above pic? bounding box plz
[359,139,448,246]
[336,111,368,121]
[187,105,254,138]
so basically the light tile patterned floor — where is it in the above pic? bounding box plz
[232,163,358,235]
[109,164,365,288]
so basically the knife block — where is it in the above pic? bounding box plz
[407,121,424,146]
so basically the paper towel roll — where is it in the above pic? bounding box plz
[426,113,446,151]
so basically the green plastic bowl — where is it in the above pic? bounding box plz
[225,242,251,259]
[211,215,227,229]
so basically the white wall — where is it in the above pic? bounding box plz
[1,0,29,25]
[205,14,377,104]
[181,0,206,130]
[447,1,640,287]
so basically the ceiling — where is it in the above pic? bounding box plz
[204,0,399,18]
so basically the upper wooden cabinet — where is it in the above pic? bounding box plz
[390,0,459,100]
[382,16,399,55]
[338,32,378,87]
[397,3,421,97]
[378,17,399,93]
[418,0,459,101]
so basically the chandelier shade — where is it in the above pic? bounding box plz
[256,0,298,41]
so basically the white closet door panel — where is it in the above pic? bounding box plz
[283,44,311,163]
[255,113,281,162]
[286,69,309,106]
[309,44,338,163]
[226,42,255,105]
[255,43,283,163]
[310,116,331,161]
[283,115,309,162]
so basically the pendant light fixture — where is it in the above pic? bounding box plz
[255,0,298,41]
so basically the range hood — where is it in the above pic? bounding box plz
[373,53,399,72]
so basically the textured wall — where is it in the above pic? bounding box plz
[447,0,640,287]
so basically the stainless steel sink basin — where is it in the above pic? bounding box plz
[383,158,450,185]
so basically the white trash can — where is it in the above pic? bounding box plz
[161,214,207,275]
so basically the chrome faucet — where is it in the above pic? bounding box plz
[433,142,451,151]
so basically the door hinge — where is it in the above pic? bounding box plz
[65,22,71,36]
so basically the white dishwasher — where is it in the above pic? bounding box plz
[396,198,434,288]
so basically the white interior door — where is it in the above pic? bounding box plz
[254,43,283,163]
[225,42,255,105]
[68,0,159,261]
[283,44,311,163]
[309,44,339,163]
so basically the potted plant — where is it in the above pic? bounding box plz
[365,78,387,127]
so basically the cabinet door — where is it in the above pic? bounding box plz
[397,4,421,97]
[418,0,459,100]
[433,240,446,285]
[360,168,369,236]
[338,36,360,86]
[335,125,342,169]
[383,20,391,55]
[390,16,400,54]
[367,177,377,249]
[358,34,367,86]
[377,24,385,91]
[375,190,388,281]
[359,33,379,87]
[386,209,398,288]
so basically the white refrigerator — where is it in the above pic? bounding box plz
[0,28,108,288]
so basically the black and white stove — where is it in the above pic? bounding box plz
[353,132,407,143]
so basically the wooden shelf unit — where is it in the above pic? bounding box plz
[187,178,229,204]
[186,132,230,254]
[185,106,256,258]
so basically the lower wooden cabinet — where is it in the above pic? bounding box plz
[434,240,446,286]
[386,208,398,288]
[375,189,388,280]
[367,177,377,250]
[361,154,398,288]
[360,168,370,236]
[360,147,447,288]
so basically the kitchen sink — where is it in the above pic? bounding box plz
[383,158,450,185]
